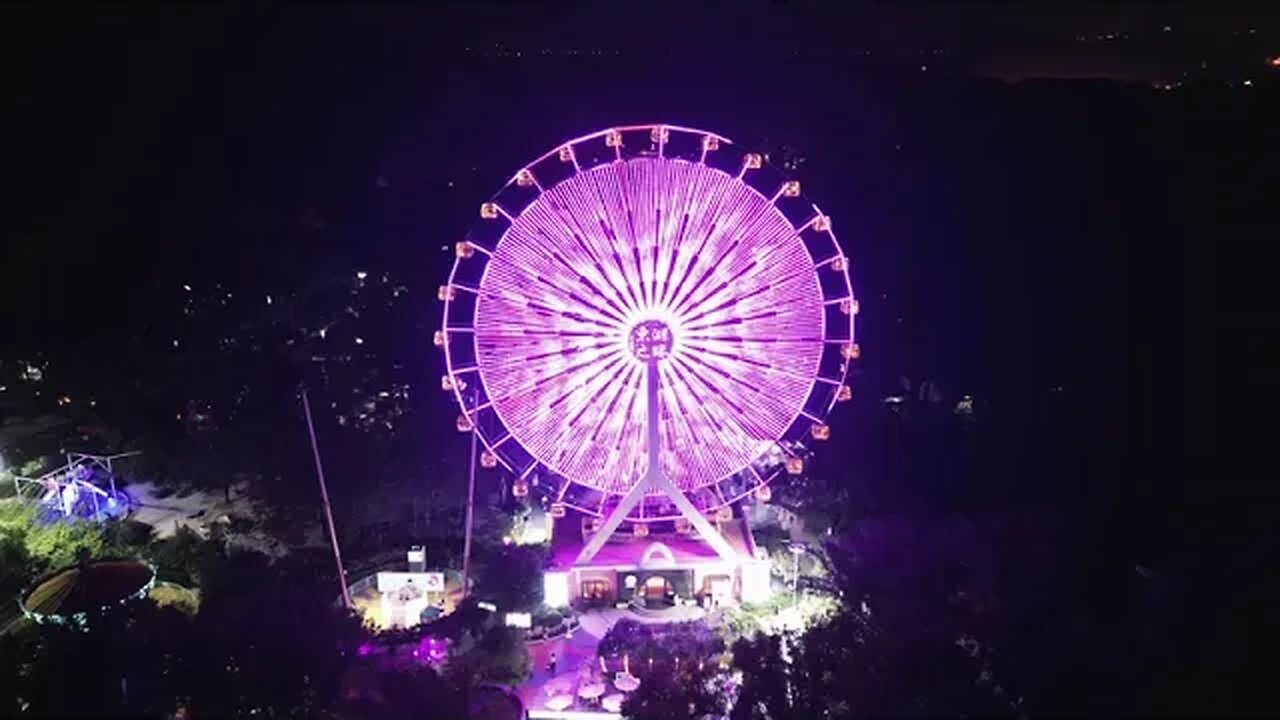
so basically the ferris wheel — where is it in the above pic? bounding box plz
[438,124,858,559]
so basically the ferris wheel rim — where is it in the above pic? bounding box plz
[439,123,857,517]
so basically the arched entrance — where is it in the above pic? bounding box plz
[641,575,671,601]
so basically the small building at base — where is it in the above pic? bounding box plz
[543,510,771,610]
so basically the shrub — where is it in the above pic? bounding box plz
[533,608,564,629]
[599,619,724,668]
[103,519,155,555]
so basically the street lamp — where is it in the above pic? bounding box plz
[788,542,806,608]
[460,386,480,600]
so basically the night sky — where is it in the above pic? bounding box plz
[1,4,1276,502]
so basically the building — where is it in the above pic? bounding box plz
[543,510,771,609]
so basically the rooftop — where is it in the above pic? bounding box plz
[549,513,758,570]
[22,560,155,618]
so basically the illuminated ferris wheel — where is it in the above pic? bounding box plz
[438,124,858,547]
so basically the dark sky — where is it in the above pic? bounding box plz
[3,3,1276,289]
[0,3,1276,425]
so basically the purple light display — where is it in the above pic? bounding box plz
[442,125,857,515]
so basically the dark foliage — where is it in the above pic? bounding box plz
[599,619,725,665]
[472,543,546,612]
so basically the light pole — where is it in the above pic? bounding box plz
[0,455,12,498]
[788,542,806,608]
[302,386,352,609]
[460,388,479,600]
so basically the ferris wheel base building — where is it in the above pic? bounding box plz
[542,510,772,609]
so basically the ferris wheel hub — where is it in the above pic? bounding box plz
[627,319,675,363]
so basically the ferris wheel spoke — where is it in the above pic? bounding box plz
[509,340,622,366]
[582,170,646,312]
[683,341,819,378]
[546,362,642,485]
[589,364,642,444]
[660,220,717,316]
[669,237,746,319]
[655,210,690,310]
[681,294,817,333]
[681,340,823,389]
[618,170,654,310]
[668,197,787,318]
[481,284,618,326]
[571,368,641,467]
[658,169,739,310]
[558,354,629,432]
[513,327,612,338]
[675,350,799,436]
[536,242,632,324]
[665,357,752,448]
[678,257,817,327]
[503,357,621,465]
[482,297,617,333]
[535,350,627,414]
[661,360,745,472]
[488,254,626,327]
[483,340,621,388]
[674,266,775,327]
[524,200,637,317]
[597,218,645,313]
[549,180,642,316]
[644,162,696,312]
[682,335,824,346]
[568,270,632,323]
[648,168,683,310]
[686,294,814,333]
[673,229,799,320]
[663,357,766,472]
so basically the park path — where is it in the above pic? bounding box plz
[518,605,708,713]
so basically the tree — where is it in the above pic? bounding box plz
[101,518,156,556]
[0,545,371,719]
[146,525,212,586]
[0,504,36,604]
[0,597,195,718]
[621,663,734,720]
[473,543,545,611]
[332,663,467,720]
[599,619,725,666]
[24,517,105,570]
[730,634,794,720]
[183,549,368,717]
[447,623,532,688]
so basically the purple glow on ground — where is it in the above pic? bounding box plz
[416,635,448,665]
[474,157,826,494]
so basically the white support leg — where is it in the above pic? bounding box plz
[575,472,651,564]
[575,360,738,564]
[650,473,738,561]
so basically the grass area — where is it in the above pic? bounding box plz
[720,592,839,642]
[149,581,200,615]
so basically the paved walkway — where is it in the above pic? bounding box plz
[518,605,710,713]
[521,628,603,712]
[127,481,257,539]
[578,604,708,637]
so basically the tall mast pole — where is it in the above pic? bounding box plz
[646,360,661,483]
[302,386,352,609]
[460,390,479,600]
